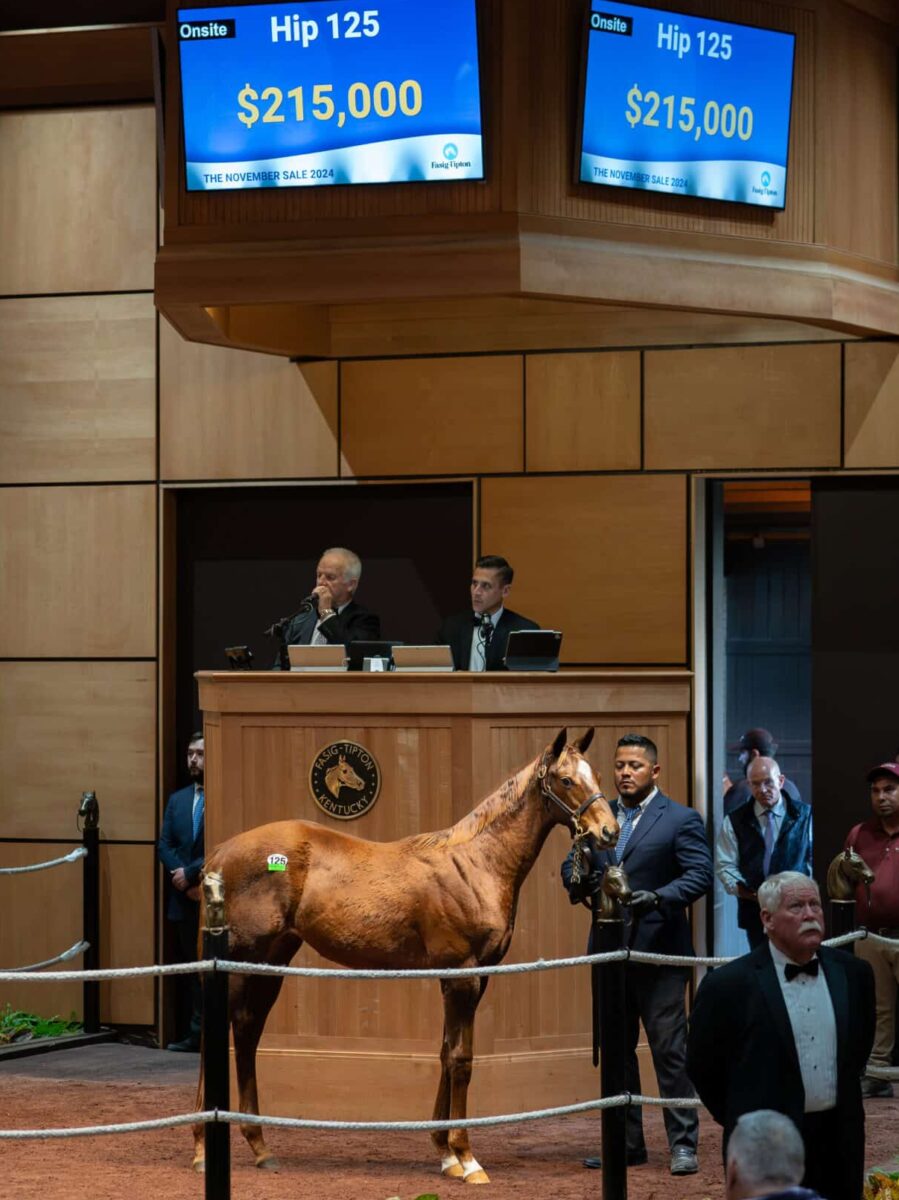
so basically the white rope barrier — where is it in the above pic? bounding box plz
[4,939,89,973]
[0,1094,705,1141]
[0,929,891,985]
[0,847,86,875]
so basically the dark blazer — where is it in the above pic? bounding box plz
[282,600,380,651]
[562,791,713,955]
[436,607,539,671]
[157,784,205,921]
[687,942,875,1176]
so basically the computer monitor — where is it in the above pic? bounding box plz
[503,630,563,672]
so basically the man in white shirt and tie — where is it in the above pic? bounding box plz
[716,757,813,948]
[436,555,539,671]
[157,733,205,1051]
[688,872,875,1200]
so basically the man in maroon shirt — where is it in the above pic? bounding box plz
[844,762,899,1098]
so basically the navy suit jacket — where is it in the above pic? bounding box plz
[437,607,539,671]
[281,600,380,653]
[562,791,713,955]
[157,784,204,921]
[687,941,874,1157]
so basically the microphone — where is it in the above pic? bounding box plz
[263,595,316,640]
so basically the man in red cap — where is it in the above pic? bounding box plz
[844,761,899,1098]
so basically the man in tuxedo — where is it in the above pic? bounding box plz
[157,733,206,1052]
[562,733,714,1175]
[716,756,813,948]
[436,555,538,670]
[687,872,876,1200]
[280,547,380,652]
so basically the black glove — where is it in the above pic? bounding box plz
[628,890,661,917]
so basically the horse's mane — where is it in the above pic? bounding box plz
[410,762,537,850]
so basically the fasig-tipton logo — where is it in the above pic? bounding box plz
[178,18,236,40]
[309,741,381,821]
[589,11,633,35]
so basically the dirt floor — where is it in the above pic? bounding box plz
[0,1045,896,1200]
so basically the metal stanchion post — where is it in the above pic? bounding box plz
[830,899,857,944]
[594,895,628,1200]
[202,872,231,1200]
[78,791,100,1034]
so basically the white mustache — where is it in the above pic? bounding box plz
[799,920,823,933]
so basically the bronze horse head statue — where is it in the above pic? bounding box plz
[826,846,874,902]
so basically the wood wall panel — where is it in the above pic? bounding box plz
[0,484,156,658]
[816,5,898,262]
[480,474,688,663]
[0,295,156,484]
[844,343,899,468]
[159,323,338,479]
[0,843,153,1025]
[0,107,155,295]
[340,356,523,477]
[0,662,156,841]
[525,351,640,472]
[644,344,842,469]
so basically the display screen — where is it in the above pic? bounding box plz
[177,0,484,190]
[578,1,795,208]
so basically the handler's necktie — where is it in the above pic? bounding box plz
[193,788,204,841]
[762,808,776,876]
[616,805,637,863]
[784,958,819,981]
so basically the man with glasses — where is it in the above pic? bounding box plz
[716,756,813,949]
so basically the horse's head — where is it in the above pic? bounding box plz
[325,755,365,798]
[536,727,619,848]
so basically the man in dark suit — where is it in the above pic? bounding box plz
[562,733,714,1175]
[723,728,803,816]
[157,732,205,1052]
[281,546,380,652]
[687,871,876,1200]
[436,554,538,670]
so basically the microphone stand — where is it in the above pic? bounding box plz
[264,598,315,672]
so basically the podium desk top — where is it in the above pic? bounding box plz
[195,668,692,716]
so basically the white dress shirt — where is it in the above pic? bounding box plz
[768,941,838,1112]
[469,606,503,671]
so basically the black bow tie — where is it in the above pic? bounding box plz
[784,959,819,981]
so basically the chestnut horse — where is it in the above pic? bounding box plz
[192,727,618,1183]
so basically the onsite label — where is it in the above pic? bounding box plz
[267,853,288,871]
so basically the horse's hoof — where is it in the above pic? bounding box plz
[191,1159,205,1174]
[464,1169,490,1184]
[441,1162,465,1179]
[256,1155,280,1171]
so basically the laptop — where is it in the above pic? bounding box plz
[391,645,455,672]
[503,629,563,672]
[346,640,402,672]
[287,644,347,671]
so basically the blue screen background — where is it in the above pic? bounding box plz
[178,0,482,161]
[581,1,794,174]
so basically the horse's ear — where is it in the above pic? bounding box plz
[576,727,595,755]
[550,728,568,761]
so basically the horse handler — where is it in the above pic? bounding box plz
[562,733,713,1176]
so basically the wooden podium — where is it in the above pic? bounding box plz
[197,668,691,1118]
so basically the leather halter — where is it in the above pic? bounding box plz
[536,752,606,838]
